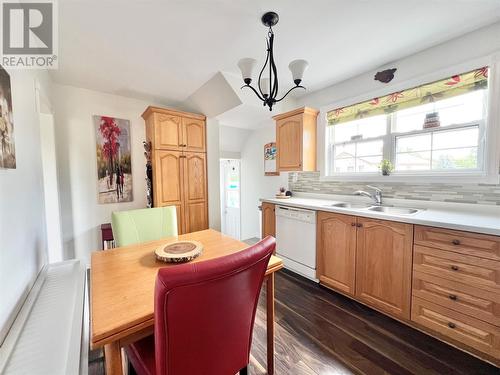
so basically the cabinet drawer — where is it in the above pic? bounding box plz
[413,245,500,293]
[413,271,500,326]
[412,297,500,359]
[415,226,500,261]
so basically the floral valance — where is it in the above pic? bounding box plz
[327,67,489,126]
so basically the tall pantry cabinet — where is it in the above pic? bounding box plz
[142,106,208,234]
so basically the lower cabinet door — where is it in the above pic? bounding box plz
[355,218,413,320]
[261,203,276,238]
[184,201,208,233]
[182,152,208,233]
[317,211,357,295]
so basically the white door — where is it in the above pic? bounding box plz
[220,159,241,239]
[39,113,64,263]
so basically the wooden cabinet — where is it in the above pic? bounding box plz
[317,212,357,296]
[273,107,319,172]
[316,213,500,363]
[261,202,276,238]
[143,106,208,234]
[355,218,413,320]
[144,107,206,152]
[317,213,413,319]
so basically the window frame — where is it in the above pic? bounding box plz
[318,57,500,184]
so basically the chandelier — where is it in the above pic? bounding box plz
[237,12,308,111]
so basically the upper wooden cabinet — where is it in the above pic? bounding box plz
[142,106,206,152]
[317,212,357,296]
[182,117,206,152]
[143,106,208,234]
[261,202,276,238]
[355,217,414,320]
[273,107,319,172]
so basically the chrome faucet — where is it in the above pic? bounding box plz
[354,185,383,205]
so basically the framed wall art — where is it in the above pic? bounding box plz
[264,142,279,176]
[0,66,15,169]
[94,115,133,203]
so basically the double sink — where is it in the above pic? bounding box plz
[325,202,421,215]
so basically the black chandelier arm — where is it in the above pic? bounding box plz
[257,37,270,97]
[268,32,279,99]
[240,84,266,102]
[274,85,306,103]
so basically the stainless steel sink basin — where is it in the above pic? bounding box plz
[327,202,372,209]
[367,206,420,215]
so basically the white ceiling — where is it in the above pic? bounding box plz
[53,0,500,126]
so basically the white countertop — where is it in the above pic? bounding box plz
[260,193,500,236]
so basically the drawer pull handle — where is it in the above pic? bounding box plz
[351,223,356,226]
[450,265,459,271]
[448,322,456,329]
[449,294,458,301]
[356,223,363,228]
[452,239,461,245]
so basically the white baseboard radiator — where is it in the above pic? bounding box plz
[0,260,87,375]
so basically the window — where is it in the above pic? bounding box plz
[326,67,489,177]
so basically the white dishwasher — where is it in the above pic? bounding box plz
[275,205,317,281]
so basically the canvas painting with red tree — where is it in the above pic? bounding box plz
[94,115,133,204]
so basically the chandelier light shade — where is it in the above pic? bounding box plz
[289,59,309,85]
[237,11,308,111]
[237,58,257,84]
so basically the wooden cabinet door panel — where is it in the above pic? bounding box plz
[182,152,208,233]
[413,271,500,326]
[183,153,207,201]
[261,203,276,238]
[154,150,183,207]
[413,245,500,293]
[277,114,302,171]
[415,225,500,261]
[412,297,500,359]
[317,212,357,295]
[155,114,182,150]
[182,118,206,152]
[185,201,208,233]
[356,218,413,320]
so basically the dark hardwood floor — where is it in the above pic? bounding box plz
[89,269,499,374]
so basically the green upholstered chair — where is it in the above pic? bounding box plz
[111,206,178,247]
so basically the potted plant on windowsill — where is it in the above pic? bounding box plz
[379,159,394,176]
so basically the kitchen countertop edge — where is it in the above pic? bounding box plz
[260,197,500,236]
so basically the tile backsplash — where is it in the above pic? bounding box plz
[289,172,500,205]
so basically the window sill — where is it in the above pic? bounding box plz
[320,172,500,184]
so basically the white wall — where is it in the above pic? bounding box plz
[219,125,251,156]
[206,118,221,231]
[296,21,500,110]
[0,70,51,343]
[240,123,288,240]
[53,84,156,264]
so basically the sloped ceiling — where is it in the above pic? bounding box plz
[52,0,500,127]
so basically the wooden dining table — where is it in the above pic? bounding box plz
[90,229,283,375]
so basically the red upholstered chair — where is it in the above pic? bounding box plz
[125,236,276,375]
